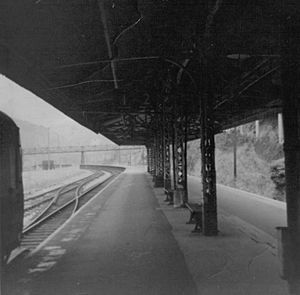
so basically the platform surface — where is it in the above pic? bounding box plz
[4,168,196,295]
[3,167,289,295]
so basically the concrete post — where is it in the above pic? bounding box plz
[47,128,50,170]
[255,120,260,138]
[233,127,237,184]
[278,113,284,144]
[80,150,85,166]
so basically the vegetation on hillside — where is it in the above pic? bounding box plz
[187,116,285,201]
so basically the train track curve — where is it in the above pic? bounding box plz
[20,166,124,252]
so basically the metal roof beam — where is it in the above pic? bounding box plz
[97,0,119,89]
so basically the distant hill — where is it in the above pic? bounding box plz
[14,118,114,149]
[50,119,114,147]
[14,119,49,148]
[0,75,114,148]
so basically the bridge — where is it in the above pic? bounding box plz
[22,145,146,167]
[22,145,145,156]
[2,1,300,294]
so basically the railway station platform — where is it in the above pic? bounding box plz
[4,167,289,295]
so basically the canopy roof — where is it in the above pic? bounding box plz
[0,0,284,145]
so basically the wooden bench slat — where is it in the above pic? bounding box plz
[164,188,174,205]
[186,203,202,212]
[186,202,202,233]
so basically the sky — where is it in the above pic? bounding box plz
[0,74,76,127]
[0,74,113,145]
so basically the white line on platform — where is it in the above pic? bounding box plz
[188,174,286,209]
[217,183,286,209]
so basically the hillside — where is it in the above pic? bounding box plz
[14,119,49,148]
[14,118,113,148]
[13,118,116,170]
[187,115,285,201]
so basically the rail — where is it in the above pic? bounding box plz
[20,165,124,252]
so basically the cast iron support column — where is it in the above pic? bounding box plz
[146,146,150,173]
[173,114,188,207]
[279,5,300,293]
[146,146,151,173]
[200,90,218,236]
[147,145,154,174]
[152,140,157,182]
[169,122,176,205]
[163,111,172,193]
[184,115,188,200]
[154,133,164,187]
[154,110,164,187]
[151,145,155,176]
[149,144,155,176]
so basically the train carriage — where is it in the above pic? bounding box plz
[0,111,24,265]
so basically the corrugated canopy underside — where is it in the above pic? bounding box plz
[0,0,286,145]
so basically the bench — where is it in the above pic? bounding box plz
[164,188,174,205]
[186,203,202,233]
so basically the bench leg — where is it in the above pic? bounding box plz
[164,191,169,202]
[186,212,195,224]
[191,213,202,233]
[192,222,202,233]
[168,192,174,205]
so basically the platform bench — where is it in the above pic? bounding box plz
[186,203,202,233]
[164,188,174,205]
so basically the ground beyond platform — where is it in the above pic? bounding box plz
[3,167,289,295]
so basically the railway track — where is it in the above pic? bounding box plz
[24,172,101,209]
[23,173,103,227]
[21,166,123,252]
